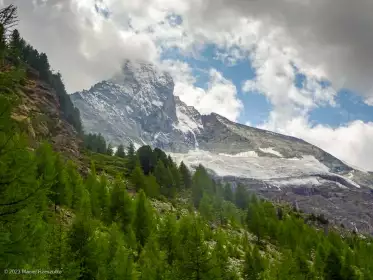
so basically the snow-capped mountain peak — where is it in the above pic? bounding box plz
[71,61,373,233]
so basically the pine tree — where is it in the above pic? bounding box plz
[138,234,167,280]
[224,183,234,202]
[179,161,192,189]
[144,174,160,198]
[107,223,137,280]
[133,190,153,250]
[137,145,155,175]
[110,175,133,232]
[199,193,214,221]
[51,154,72,207]
[107,143,114,156]
[235,184,249,209]
[243,246,266,280]
[66,160,86,212]
[126,142,136,175]
[68,216,96,280]
[210,231,237,280]
[0,103,50,270]
[154,159,173,197]
[158,213,179,265]
[98,174,111,223]
[48,212,80,280]
[85,161,101,218]
[324,247,343,280]
[115,144,125,158]
[176,215,213,280]
[192,165,212,207]
[130,160,147,191]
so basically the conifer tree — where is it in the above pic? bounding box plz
[68,216,96,280]
[126,142,136,175]
[133,190,153,250]
[210,231,237,280]
[115,144,125,158]
[179,161,192,189]
[98,174,110,223]
[107,143,114,156]
[144,174,160,198]
[191,165,212,207]
[130,160,147,191]
[137,145,155,175]
[158,214,179,265]
[176,215,214,280]
[243,246,266,280]
[51,154,72,207]
[235,184,249,209]
[199,193,214,221]
[110,175,133,233]
[107,223,137,280]
[224,183,234,202]
[138,234,167,280]
[323,247,343,280]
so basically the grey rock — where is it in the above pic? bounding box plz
[71,61,373,234]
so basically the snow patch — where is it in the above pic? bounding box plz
[126,106,134,114]
[170,150,330,180]
[259,147,283,157]
[175,107,203,133]
[266,177,321,188]
[152,100,163,107]
[218,151,259,158]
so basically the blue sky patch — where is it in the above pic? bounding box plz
[161,43,373,127]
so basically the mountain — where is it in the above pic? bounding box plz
[71,61,373,233]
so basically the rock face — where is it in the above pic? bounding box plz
[71,61,200,152]
[71,61,373,234]
[14,67,82,163]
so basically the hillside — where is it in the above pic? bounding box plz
[72,59,373,234]
[2,4,373,280]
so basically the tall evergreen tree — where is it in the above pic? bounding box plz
[107,143,114,156]
[177,215,213,280]
[126,142,137,175]
[133,190,153,250]
[179,161,192,189]
[130,160,147,192]
[115,144,125,158]
[110,175,133,233]
[243,246,266,280]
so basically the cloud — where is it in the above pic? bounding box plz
[259,117,373,171]
[6,0,159,92]
[194,0,373,103]
[5,0,373,169]
[162,61,243,121]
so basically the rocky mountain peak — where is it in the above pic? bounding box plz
[71,61,373,233]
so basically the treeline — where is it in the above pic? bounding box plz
[4,13,82,134]
[2,4,373,280]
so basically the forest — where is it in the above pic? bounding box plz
[1,4,373,280]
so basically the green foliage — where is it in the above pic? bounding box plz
[110,175,133,232]
[106,143,114,156]
[126,142,137,176]
[243,246,266,280]
[137,145,156,175]
[131,161,147,191]
[179,161,192,189]
[115,143,125,158]
[192,165,213,207]
[3,17,373,279]
[83,133,107,154]
[133,190,153,249]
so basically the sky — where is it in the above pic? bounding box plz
[4,0,373,171]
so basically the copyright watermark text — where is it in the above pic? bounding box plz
[4,269,62,275]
